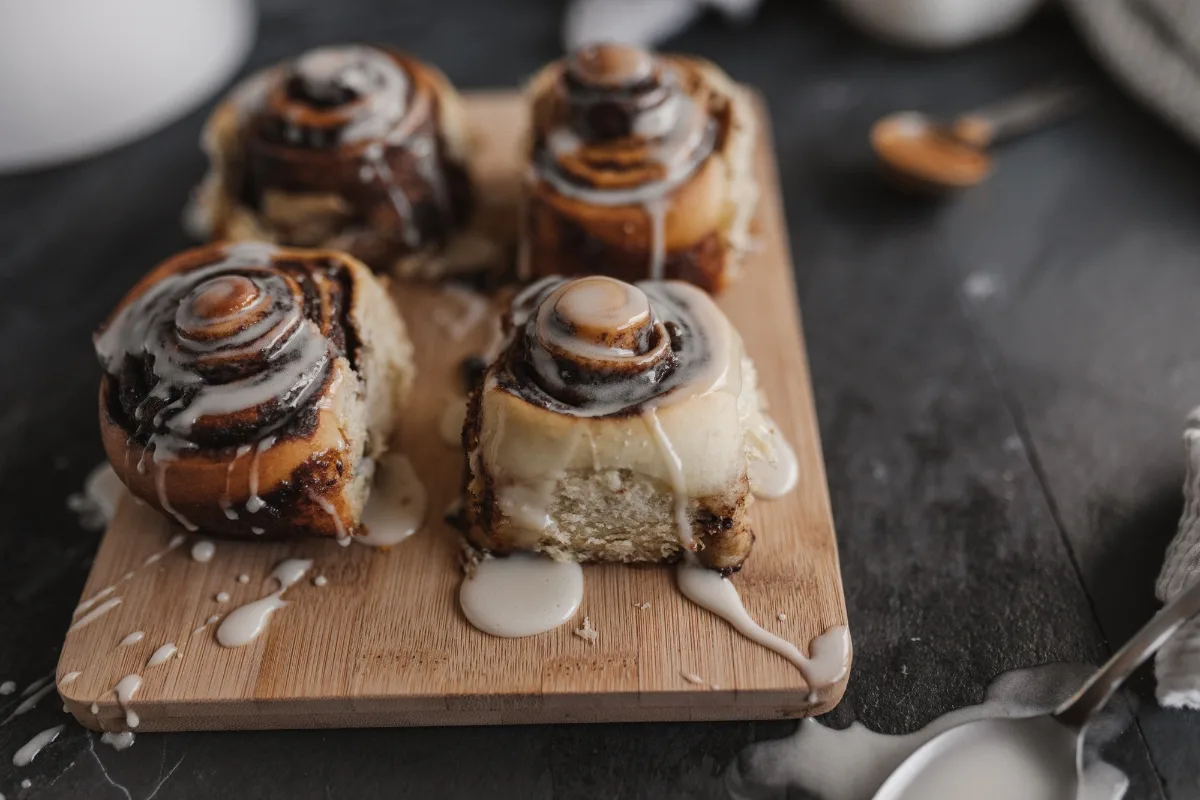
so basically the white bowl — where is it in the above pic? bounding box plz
[0,0,254,173]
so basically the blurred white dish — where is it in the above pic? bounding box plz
[830,0,1043,50]
[0,0,254,173]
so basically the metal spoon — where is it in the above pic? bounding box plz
[870,83,1091,192]
[873,577,1200,799]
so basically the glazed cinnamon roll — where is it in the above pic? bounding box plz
[520,43,757,294]
[462,276,795,571]
[95,242,415,541]
[190,44,488,280]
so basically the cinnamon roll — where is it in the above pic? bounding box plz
[520,43,757,294]
[190,44,488,280]
[462,276,795,571]
[95,242,415,541]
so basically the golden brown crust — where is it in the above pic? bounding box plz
[192,45,484,280]
[520,47,757,294]
[96,242,413,540]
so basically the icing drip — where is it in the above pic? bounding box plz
[100,731,136,752]
[146,643,177,668]
[358,454,428,548]
[677,553,850,692]
[746,414,799,499]
[118,631,144,647]
[114,674,142,729]
[216,558,312,647]
[307,490,349,545]
[70,597,122,631]
[246,436,278,514]
[220,444,252,519]
[643,408,694,550]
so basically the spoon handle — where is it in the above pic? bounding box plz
[1054,577,1200,729]
[952,84,1091,148]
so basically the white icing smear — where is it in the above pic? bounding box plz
[359,454,428,547]
[20,676,51,697]
[100,731,136,751]
[0,681,14,695]
[12,725,63,767]
[459,553,584,637]
[146,643,177,668]
[69,597,122,631]
[746,416,799,499]
[114,674,141,729]
[677,555,850,690]
[59,671,81,687]
[119,631,145,647]
[3,682,55,722]
[190,539,215,562]
[217,558,313,648]
[216,594,289,648]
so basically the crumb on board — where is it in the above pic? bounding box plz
[681,672,705,686]
[777,612,787,622]
[574,616,599,645]
[634,602,651,610]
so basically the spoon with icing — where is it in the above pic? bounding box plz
[872,576,1200,800]
[870,84,1090,192]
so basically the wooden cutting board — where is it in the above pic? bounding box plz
[57,91,850,731]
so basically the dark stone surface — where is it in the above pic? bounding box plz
[0,1,1195,797]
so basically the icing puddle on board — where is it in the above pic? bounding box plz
[459,553,584,637]
[726,662,1131,800]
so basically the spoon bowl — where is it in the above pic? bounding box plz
[872,715,1079,800]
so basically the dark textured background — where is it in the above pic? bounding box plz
[1,1,1198,797]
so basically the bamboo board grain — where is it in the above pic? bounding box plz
[57,90,850,731]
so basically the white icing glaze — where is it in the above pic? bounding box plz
[146,643,177,668]
[746,414,799,499]
[190,539,215,563]
[459,553,584,637]
[69,597,121,631]
[644,408,694,550]
[12,725,63,767]
[59,671,81,687]
[220,444,252,520]
[677,554,850,690]
[118,631,145,647]
[358,454,427,548]
[246,435,278,514]
[100,731,136,751]
[114,674,141,729]
[307,490,348,545]
[216,559,312,647]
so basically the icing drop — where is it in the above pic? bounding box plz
[119,631,145,647]
[100,731,136,751]
[146,643,177,668]
[459,553,584,637]
[12,725,64,767]
[70,597,122,631]
[59,671,82,687]
[216,558,312,647]
[190,539,215,563]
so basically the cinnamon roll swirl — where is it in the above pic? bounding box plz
[190,45,487,280]
[462,276,793,571]
[521,43,757,294]
[96,242,415,541]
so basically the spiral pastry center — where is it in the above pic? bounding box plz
[505,277,729,417]
[97,243,338,449]
[265,45,410,146]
